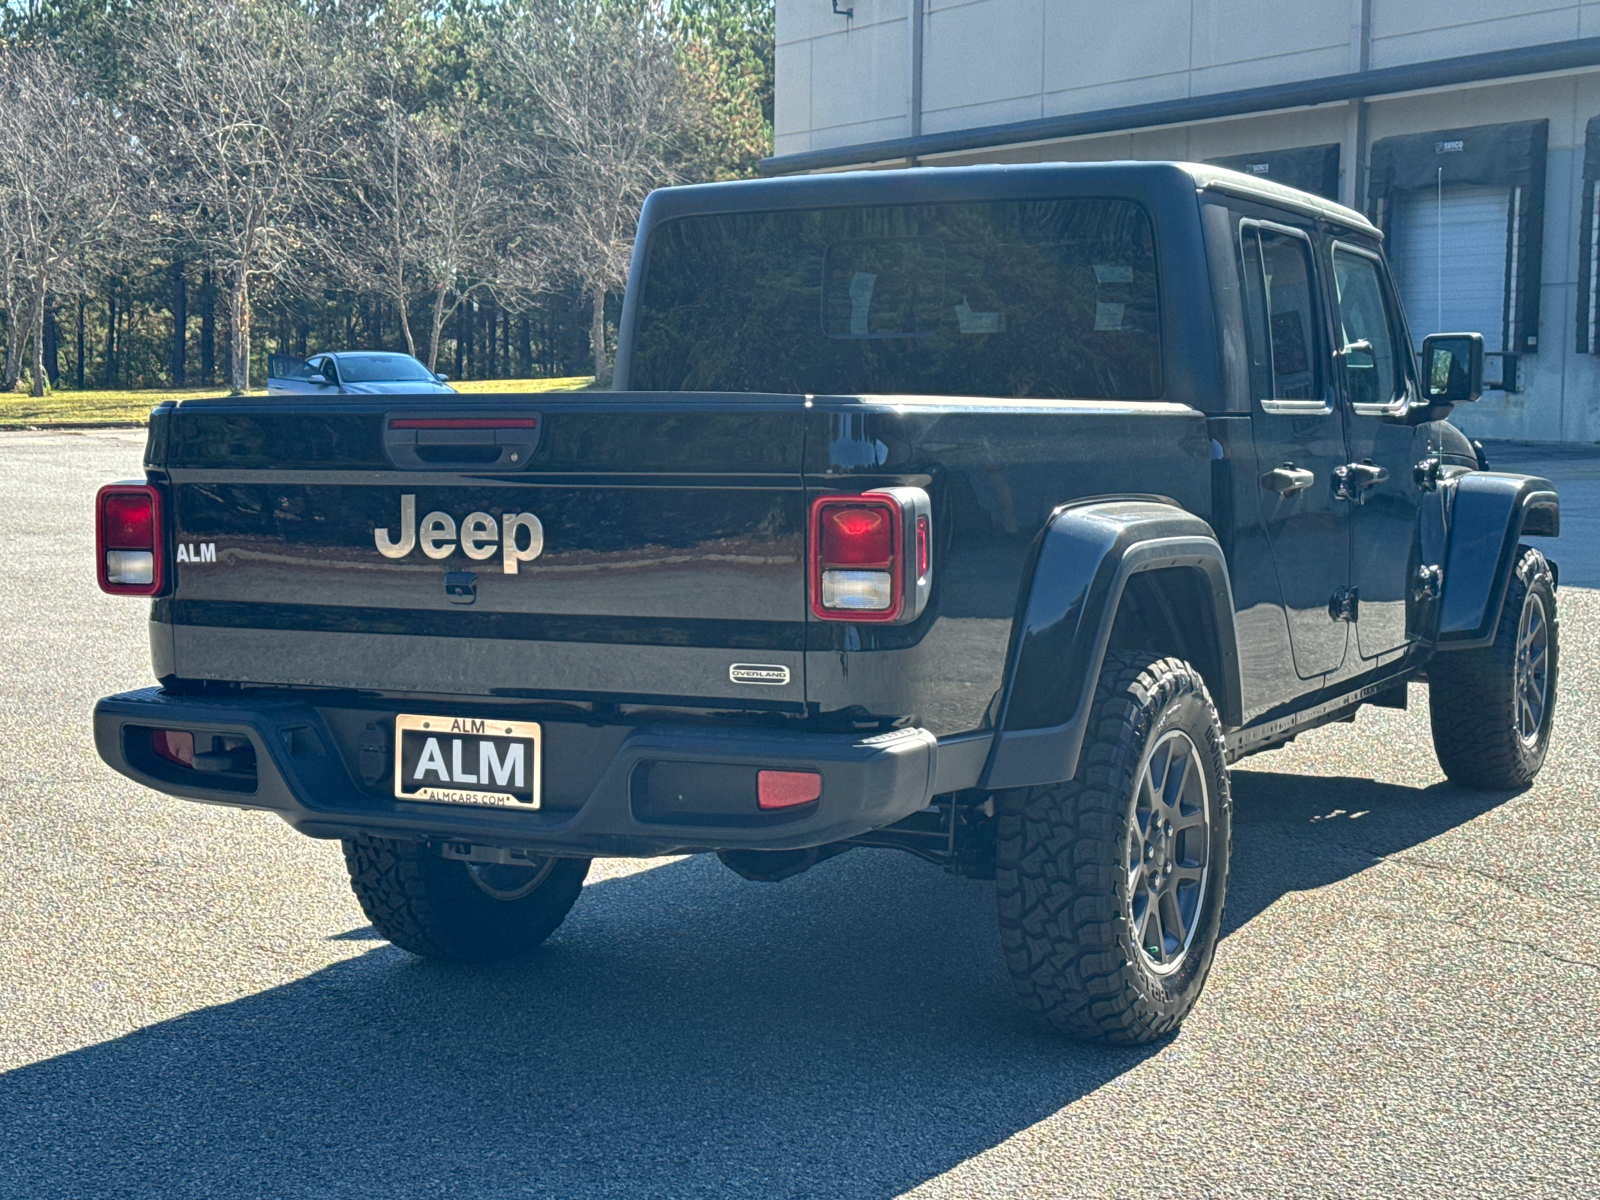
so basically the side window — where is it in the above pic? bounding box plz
[1239,224,1323,408]
[1331,247,1407,412]
[319,358,339,384]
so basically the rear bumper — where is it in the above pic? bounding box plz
[93,688,971,857]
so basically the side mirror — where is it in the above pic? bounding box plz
[435,373,449,383]
[307,374,328,385]
[1420,333,1483,405]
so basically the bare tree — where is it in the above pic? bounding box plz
[499,0,705,386]
[130,0,355,392]
[330,99,424,359]
[0,46,134,395]
[0,179,28,392]
[410,116,504,373]
[333,97,503,371]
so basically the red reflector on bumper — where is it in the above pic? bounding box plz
[757,770,822,810]
[151,729,195,767]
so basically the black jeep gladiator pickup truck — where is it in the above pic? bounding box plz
[93,163,1560,1044]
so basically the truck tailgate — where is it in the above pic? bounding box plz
[150,394,809,710]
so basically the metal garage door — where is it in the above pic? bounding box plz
[1391,184,1509,351]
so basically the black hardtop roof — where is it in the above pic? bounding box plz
[621,160,1256,407]
[639,160,1378,238]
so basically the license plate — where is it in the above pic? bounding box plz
[393,714,541,809]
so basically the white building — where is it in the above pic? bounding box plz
[768,1,1600,443]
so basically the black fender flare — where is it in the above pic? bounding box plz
[981,499,1241,791]
[1435,472,1559,650]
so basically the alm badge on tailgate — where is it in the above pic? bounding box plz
[394,714,542,809]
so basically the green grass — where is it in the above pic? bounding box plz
[0,375,596,430]
[454,376,596,395]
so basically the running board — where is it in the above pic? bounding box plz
[1226,674,1417,762]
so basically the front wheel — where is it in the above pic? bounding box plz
[995,652,1232,1044]
[342,836,590,962]
[1429,545,1558,790]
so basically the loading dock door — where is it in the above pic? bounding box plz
[1390,185,1509,351]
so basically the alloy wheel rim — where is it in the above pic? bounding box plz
[1127,729,1212,976]
[468,857,557,901]
[1514,591,1550,748]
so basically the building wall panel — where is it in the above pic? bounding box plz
[774,39,813,142]
[923,0,1045,113]
[1039,1,1193,95]
[1185,45,1353,97]
[779,0,904,45]
[922,95,1045,136]
[806,24,911,145]
[1188,0,1348,69]
[1039,74,1192,120]
[1372,9,1583,68]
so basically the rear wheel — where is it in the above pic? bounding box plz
[995,652,1232,1044]
[342,836,590,962]
[1429,545,1558,790]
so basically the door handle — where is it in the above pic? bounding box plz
[1333,461,1390,502]
[1260,463,1315,494]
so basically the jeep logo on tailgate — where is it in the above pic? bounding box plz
[374,494,544,574]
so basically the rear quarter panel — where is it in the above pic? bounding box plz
[802,396,1213,735]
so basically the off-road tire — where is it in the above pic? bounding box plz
[995,652,1232,1044]
[1429,545,1558,790]
[342,836,590,962]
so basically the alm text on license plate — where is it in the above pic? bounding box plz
[394,714,542,809]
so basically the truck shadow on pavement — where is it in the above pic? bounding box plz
[1221,768,1509,937]
[0,772,1509,1199]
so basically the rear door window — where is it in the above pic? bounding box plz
[1239,222,1325,411]
[632,198,1162,399]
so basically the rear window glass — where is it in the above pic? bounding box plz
[630,198,1162,399]
[337,354,437,382]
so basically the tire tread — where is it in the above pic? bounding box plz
[994,652,1231,1044]
[1429,546,1558,790]
[342,836,588,962]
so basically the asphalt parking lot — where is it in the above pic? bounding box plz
[1,429,1596,1199]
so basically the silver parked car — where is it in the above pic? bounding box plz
[267,351,457,395]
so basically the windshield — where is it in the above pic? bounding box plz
[631,198,1162,399]
[335,354,438,383]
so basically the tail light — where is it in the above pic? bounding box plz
[809,488,932,623]
[96,483,165,596]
